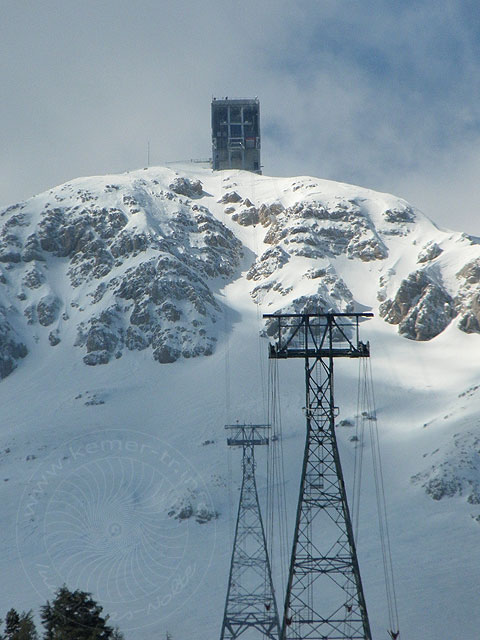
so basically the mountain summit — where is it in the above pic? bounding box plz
[1,165,480,639]
[1,165,479,377]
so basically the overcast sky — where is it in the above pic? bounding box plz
[2,0,480,233]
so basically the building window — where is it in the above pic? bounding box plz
[231,151,243,168]
[230,107,241,122]
[213,107,228,126]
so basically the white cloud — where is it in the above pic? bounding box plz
[1,0,479,233]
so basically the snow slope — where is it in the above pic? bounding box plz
[1,165,480,639]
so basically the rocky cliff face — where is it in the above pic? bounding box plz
[1,166,480,379]
[378,269,456,341]
[219,177,480,337]
[0,172,242,374]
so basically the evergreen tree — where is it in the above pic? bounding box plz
[4,610,37,640]
[14,612,37,640]
[40,586,114,640]
[4,610,20,639]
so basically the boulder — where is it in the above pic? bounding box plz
[37,294,60,327]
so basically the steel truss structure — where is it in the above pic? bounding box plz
[220,424,281,640]
[265,312,373,640]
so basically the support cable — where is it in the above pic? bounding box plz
[268,359,289,598]
[220,168,235,549]
[227,443,234,549]
[249,173,274,620]
[266,363,275,591]
[220,169,232,425]
[361,357,400,638]
[352,358,366,543]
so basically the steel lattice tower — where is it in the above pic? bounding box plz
[220,424,281,640]
[265,312,373,640]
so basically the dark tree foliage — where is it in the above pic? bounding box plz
[5,610,20,639]
[4,609,37,640]
[40,586,114,640]
[15,612,37,640]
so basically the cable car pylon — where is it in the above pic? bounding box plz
[220,423,281,640]
[265,311,373,640]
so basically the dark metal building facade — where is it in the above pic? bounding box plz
[211,98,261,173]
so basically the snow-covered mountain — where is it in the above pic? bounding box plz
[1,165,480,639]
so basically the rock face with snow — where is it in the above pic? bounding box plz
[1,166,480,377]
[379,270,456,340]
[0,171,242,372]
[0,307,27,378]
[455,258,480,332]
[412,429,480,504]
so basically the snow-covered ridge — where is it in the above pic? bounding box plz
[0,170,243,371]
[0,165,479,377]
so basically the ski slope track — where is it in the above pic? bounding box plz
[0,164,479,639]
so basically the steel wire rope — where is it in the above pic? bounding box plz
[265,359,276,608]
[352,358,366,543]
[248,171,271,612]
[249,177,283,639]
[219,168,234,549]
[260,176,289,628]
[276,371,289,600]
[362,356,400,637]
[249,170,269,421]
[268,358,289,602]
[264,176,282,599]
[268,172,289,576]
[343,358,367,637]
[263,373,274,627]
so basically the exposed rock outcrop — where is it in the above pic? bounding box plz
[231,207,259,226]
[412,431,480,503]
[455,259,480,333]
[246,247,289,281]
[262,200,388,262]
[169,177,203,198]
[417,241,443,264]
[0,307,27,378]
[37,294,60,327]
[379,270,456,340]
[0,171,243,371]
[219,191,242,204]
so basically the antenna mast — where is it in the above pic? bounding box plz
[220,423,281,640]
[265,312,373,640]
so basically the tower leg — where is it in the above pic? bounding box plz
[281,351,371,640]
